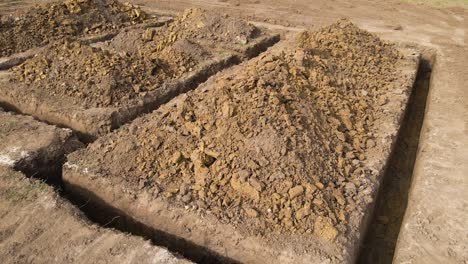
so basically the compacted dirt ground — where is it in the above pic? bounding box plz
[0,0,466,264]
[0,167,190,264]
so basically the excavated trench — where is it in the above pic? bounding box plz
[0,31,281,264]
[0,4,434,260]
[357,51,435,264]
[8,50,433,264]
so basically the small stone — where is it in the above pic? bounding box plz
[315,182,324,189]
[245,208,258,218]
[236,35,248,45]
[194,166,209,185]
[171,151,183,164]
[181,194,192,203]
[185,122,202,137]
[295,206,311,220]
[366,139,376,148]
[167,186,179,194]
[209,182,218,193]
[314,217,338,241]
[313,198,323,206]
[236,169,251,181]
[142,28,155,41]
[249,178,263,191]
[340,115,353,131]
[333,191,346,205]
[222,101,235,117]
[305,183,317,194]
[288,185,304,199]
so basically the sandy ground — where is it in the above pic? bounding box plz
[0,166,190,264]
[1,0,466,263]
[104,1,468,263]
[128,1,468,263]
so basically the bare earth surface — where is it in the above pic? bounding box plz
[0,109,82,180]
[0,0,466,263]
[63,21,419,263]
[0,8,278,140]
[96,0,468,263]
[0,166,190,264]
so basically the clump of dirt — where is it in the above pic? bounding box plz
[0,0,147,57]
[85,20,402,242]
[10,39,196,108]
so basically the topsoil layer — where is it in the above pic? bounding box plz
[64,20,420,263]
[0,0,148,57]
[0,166,190,264]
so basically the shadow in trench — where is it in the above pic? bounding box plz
[357,54,434,264]
[63,182,241,264]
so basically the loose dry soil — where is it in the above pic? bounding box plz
[0,7,278,140]
[0,166,191,264]
[0,0,148,57]
[64,21,419,263]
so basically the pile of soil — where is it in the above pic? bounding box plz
[0,0,147,57]
[9,8,264,109]
[152,8,259,50]
[105,8,260,56]
[83,20,402,242]
[10,39,196,108]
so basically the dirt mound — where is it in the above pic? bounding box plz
[76,20,402,242]
[0,0,147,57]
[10,38,196,108]
[106,8,259,55]
[155,8,259,48]
[8,8,266,109]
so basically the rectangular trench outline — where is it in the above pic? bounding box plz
[1,17,434,263]
[58,50,426,264]
[10,50,433,264]
[357,49,435,264]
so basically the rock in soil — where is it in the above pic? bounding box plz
[0,166,190,264]
[64,20,420,263]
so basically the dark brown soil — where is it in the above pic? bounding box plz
[0,0,148,57]
[64,20,419,263]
